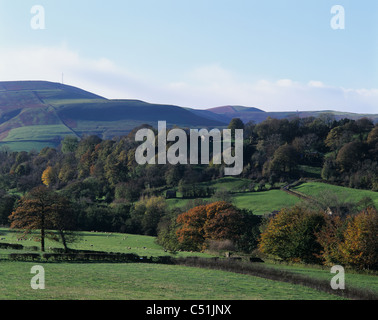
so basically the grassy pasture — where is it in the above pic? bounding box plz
[292,182,378,208]
[3,125,74,142]
[232,190,300,214]
[1,228,376,300]
[0,228,210,258]
[264,263,378,295]
[0,141,58,152]
[167,176,301,215]
[0,262,344,300]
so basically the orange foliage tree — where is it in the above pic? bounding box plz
[314,214,346,266]
[338,207,378,270]
[176,201,246,252]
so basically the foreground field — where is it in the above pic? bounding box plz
[0,262,344,300]
[1,228,377,300]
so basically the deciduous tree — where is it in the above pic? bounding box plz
[9,186,76,252]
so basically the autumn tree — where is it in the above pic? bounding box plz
[176,201,258,252]
[315,214,347,266]
[338,207,378,270]
[41,166,56,187]
[176,204,207,251]
[258,206,325,263]
[367,125,378,146]
[8,186,76,252]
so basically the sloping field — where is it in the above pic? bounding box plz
[232,190,300,214]
[292,182,378,208]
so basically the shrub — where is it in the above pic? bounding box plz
[0,243,23,250]
[9,253,40,261]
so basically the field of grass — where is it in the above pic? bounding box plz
[232,190,300,214]
[264,263,378,295]
[1,124,75,151]
[1,178,377,300]
[197,177,253,191]
[1,227,377,300]
[0,141,58,152]
[166,178,378,216]
[0,228,211,258]
[0,262,344,300]
[292,182,378,208]
[166,176,300,215]
[167,188,301,215]
[3,125,74,142]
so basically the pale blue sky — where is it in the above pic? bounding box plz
[0,0,377,112]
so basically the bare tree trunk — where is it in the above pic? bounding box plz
[59,230,68,253]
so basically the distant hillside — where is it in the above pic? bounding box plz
[0,80,377,151]
[206,105,378,124]
[0,81,228,151]
[208,105,265,114]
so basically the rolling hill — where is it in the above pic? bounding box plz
[207,105,378,124]
[0,80,377,151]
[0,81,228,151]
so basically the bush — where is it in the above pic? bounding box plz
[0,243,23,250]
[9,253,40,261]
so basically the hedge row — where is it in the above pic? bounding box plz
[0,242,23,250]
[6,252,174,264]
[9,253,40,261]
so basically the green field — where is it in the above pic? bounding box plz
[232,190,300,214]
[0,124,76,151]
[167,179,378,215]
[167,176,301,215]
[0,228,210,258]
[265,263,378,295]
[0,141,59,152]
[292,182,378,208]
[0,262,344,300]
[1,227,376,300]
[0,228,346,301]
[1,179,377,300]
[3,125,75,141]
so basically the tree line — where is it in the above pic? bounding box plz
[0,116,377,260]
